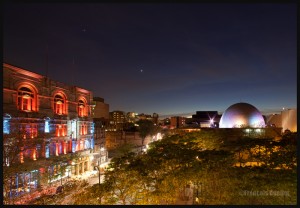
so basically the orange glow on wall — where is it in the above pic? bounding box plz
[63,141,67,154]
[30,124,38,138]
[80,140,84,150]
[32,149,37,160]
[39,168,45,173]
[76,141,80,151]
[69,140,72,152]
[56,142,59,156]
[20,152,24,163]
[62,125,66,136]
[84,125,87,135]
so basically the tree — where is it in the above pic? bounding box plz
[61,131,297,205]
[109,143,136,158]
[136,119,156,146]
[72,182,111,205]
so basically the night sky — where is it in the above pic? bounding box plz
[3,2,297,118]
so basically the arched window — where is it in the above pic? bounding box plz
[17,87,36,111]
[78,100,86,117]
[54,94,65,115]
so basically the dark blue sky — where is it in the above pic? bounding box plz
[3,3,297,118]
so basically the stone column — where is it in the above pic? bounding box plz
[80,162,84,174]
[75,164,79,175]
[87,160,90,171]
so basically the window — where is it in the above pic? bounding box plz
[17,87,36,111]
[80,122,88,135]
[3,114,11,134]
[55,124,67,137]
[20,123,38,139]
[54,94,66,115]
[44,118,50,133]
[78,100,86,117]
[45,144,50,158]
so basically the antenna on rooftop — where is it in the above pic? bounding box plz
[45,27,50,79]
[72,57,75,85]
[46,43,49,78]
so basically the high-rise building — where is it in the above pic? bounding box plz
[91,97,109,119]
[109,110,126,130]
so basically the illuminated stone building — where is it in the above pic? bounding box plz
[3,63,95,197]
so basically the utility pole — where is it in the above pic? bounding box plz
[98,160,101,187]
[98,146,105,204]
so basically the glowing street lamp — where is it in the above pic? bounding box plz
[95,146,105,186]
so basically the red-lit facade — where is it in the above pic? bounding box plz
[3,63,95,198]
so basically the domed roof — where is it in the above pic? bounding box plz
[219,102,265,128]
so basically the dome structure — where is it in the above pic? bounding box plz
[219,102,265,128]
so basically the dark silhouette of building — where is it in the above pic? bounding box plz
[191,111,221,128]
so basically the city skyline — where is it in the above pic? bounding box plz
[3,2,297,117]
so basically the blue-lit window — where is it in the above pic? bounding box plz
[72,140,76,153]
[85,139,90,149]
[45,144,50,158]
[59,143,62,154]
[71,120,76,132]
[91,138,94,149]
[3,119,10,134]
[3,114,11,134]
[45,120,50,133]
[90,123,94,134]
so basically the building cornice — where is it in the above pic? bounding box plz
[4,63,44,79]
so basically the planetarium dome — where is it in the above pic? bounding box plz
[219,102,265,128]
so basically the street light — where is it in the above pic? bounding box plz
[94,146,105,205]
[193,181,202,204]
[66,167,71,181]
